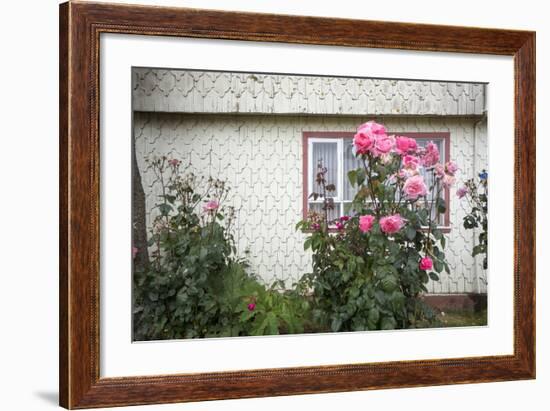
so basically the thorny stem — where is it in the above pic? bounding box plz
[316,163,330,229]
[424,169,445,255]
[363,156,381,216]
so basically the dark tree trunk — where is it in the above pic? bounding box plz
[132,129,150,271]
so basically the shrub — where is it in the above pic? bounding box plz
[132,157,236,339]
[297,122,456,331]
[133,157,309,340]
[457,170,488,269]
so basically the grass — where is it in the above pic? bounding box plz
[432,309,487,328]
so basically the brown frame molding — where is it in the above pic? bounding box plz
[302,131,451,231]
[59,1,535,408]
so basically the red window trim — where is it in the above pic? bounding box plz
[302,131,451,233]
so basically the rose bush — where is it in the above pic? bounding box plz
[297,121,455,331]
[133,157,309,340]
[458,170,488,269]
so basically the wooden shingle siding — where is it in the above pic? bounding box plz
[134,112,488,294]
[133,68,486,117]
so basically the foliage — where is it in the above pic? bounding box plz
[458,170,488,269]
[133,157,309,340]
[297,123,456,331]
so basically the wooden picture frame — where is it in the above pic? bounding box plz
[59,1,535,408]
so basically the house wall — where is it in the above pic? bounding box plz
[133,68,488,294]
[134,112,487,294]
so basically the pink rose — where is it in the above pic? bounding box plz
[445,161,459,176]
[395,136,418,155]
[335,222,344,231]
[359,215,375,233]
[442,174,456,188]
[402,154,421,170]
[379,214,405,234]
[397,168,418,180]
[353,121,387,154]
[353,131,375,155]
[203,200,219,212]
[359,121,387,138]
[372,134,395,157]
[132,246,138,259]
[419,256,433,271]
[247,303,256,311]
[403,175,428,200]
[456,186,468,199]
[434,163,446,178]
[339,215,350,222]
[422,142,440,167]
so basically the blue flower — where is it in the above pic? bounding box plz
[478,171,488,180]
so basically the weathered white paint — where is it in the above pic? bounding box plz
[133,68,486,116]
[134,113,487,294]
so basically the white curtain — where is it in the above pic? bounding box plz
[311,142,338,197]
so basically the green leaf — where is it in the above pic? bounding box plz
[473,244,485,256]
[429,272,440,281]
[463,215,478,229]
[380,316,397,330]
[347,170,357,186]
[356,168,366,186]
[331,317,343,332]
[374,290,386,305]
[199,247,208,261]
[367,307,380,329]
[405,226,416,241]
[266,312,279,335]
[436,197,446,214]
[176,288,187,304]
[381,275,398,292]
[240,310,255,322]
[158,203,172,216]
[250,315,268,336]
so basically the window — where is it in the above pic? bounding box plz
[303,132,451,229]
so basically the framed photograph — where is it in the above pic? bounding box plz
[59,1,535,408]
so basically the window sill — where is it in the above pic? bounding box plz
[300,226,452,234]
[420,226,452,234]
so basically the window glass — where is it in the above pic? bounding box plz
[343,138,362,201]
[306,135,448,227]
[311,142,338,198]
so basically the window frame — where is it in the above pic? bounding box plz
[306,137,346,218]
[302,131,451,232]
